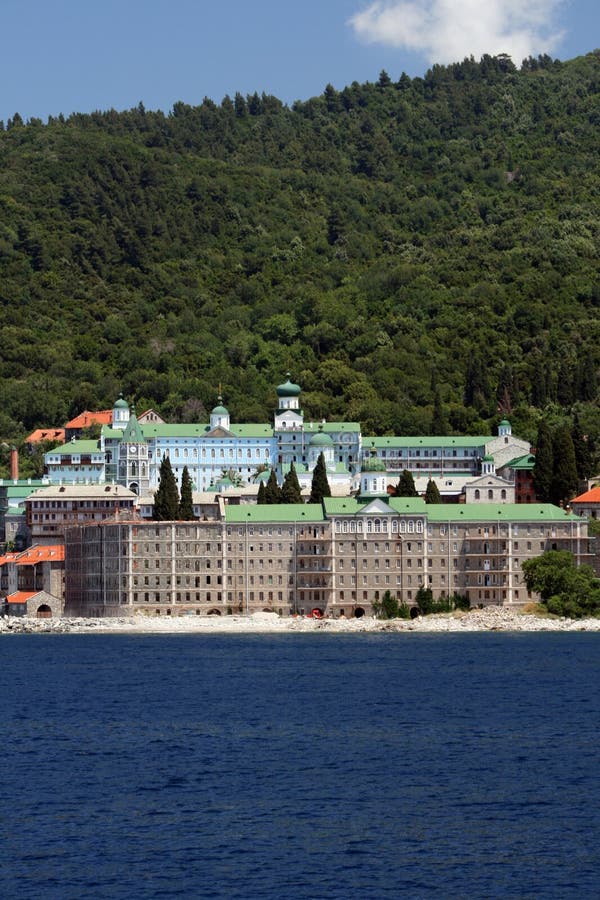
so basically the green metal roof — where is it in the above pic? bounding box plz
[47,440,102,455]
[503,454,536,471]
[225,504,325,523]
[122,412,146,444]
[103,423,274,439]
[305,422,361,434]
[113,395,129,409]
[366,435,488,449]
[425,503,573,523]
[324,497,427,515]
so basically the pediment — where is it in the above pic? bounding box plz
[360,498,394,515]
[205,426,235,439]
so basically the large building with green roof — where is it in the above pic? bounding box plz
[64,495,592,618]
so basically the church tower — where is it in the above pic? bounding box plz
[118,406,149,495]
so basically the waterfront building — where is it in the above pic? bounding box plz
[64,500,591,619]
[25,484,138,545]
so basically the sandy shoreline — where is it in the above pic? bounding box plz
[2,608,600,634]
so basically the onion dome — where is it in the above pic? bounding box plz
[113,393,129,409]
[211,395,229,416]
[276,373,301,398]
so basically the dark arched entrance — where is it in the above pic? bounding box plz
[36,604,52,619]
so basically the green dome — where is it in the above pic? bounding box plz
[499,418,510,426]
[276,373,301,398]
[114,394,129,409]
[212,395,228,416]
[310,430,333,447]
[483,454,494,462]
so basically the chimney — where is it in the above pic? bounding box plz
[10,446,19,481]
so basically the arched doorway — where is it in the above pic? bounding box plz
[354,607,365,619]
[207,608,222,616]
[36,604,52,619]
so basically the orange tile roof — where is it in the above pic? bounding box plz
[7,591,38,604]
[572,487,600,504]
[26,428,66,444]
[0,553,19,566]
[15,545,65,565]
[64,410,112,429]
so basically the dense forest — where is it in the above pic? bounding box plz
[2,50,600,461]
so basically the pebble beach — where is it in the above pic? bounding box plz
[2,607,600,634]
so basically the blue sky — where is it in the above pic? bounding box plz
[1,0,598,123]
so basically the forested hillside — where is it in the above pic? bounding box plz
[2,51,600,452]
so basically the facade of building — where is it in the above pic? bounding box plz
[0,544,65,616]
[64,499,591,618]
[25,484,138,544]
[44,378,362,494]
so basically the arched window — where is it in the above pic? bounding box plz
[475,489,480,499]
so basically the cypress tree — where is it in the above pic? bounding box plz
[395,470,417,497]
[264,469,282,504]
[257,480,267,504]
[178,465,195,520]
[551,426,579,506]
[430,389,449,436]
[282,462,303,503]
[309,452,331,504]
[424,478,442,503]
[572,413,592,481]
[153,455,179,520]
[533,422,553,502]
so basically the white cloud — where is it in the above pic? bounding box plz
[348,0,566,66]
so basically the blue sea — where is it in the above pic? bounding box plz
[2,633,600,899]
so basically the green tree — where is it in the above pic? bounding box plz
[153,455,179,520]
[415,585,434,615]
[430,389,448,435]
[533,422,553,502]
[372,590,410,619]
[257,480,267,504]
[178,465,195,519]
[551,425,579,506]
[264,468,282,504]
[395,470,417,497]
[309,452,331,504]
[523,550,600,618]
[424,478,442,503]
[281,462,303,503]
[572,412,592,482]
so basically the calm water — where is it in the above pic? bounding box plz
[2,633,600,899]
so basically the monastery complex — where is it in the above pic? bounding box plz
[0,376,596,619]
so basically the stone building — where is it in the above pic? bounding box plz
[25,484,138,544]
[64,499,591,618]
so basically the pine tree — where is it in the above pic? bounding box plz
[309,452,331,504]
[153,456,179,520]
[281,462,303,503]
[533,422,553,502]
[551,426,579,506]
[264,469,282,504]
[178,465,195,520]
[424,479,442,503]
[257,480,267,504]
[395,470,417,497]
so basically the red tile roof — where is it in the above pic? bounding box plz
[7,591,38,604]
[0,553,19,567]
[572,487,600,504]
[26,428,66,444]
[15,545,65,565]
[64,410,112,429]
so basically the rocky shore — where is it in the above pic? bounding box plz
[2,607,600,634]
